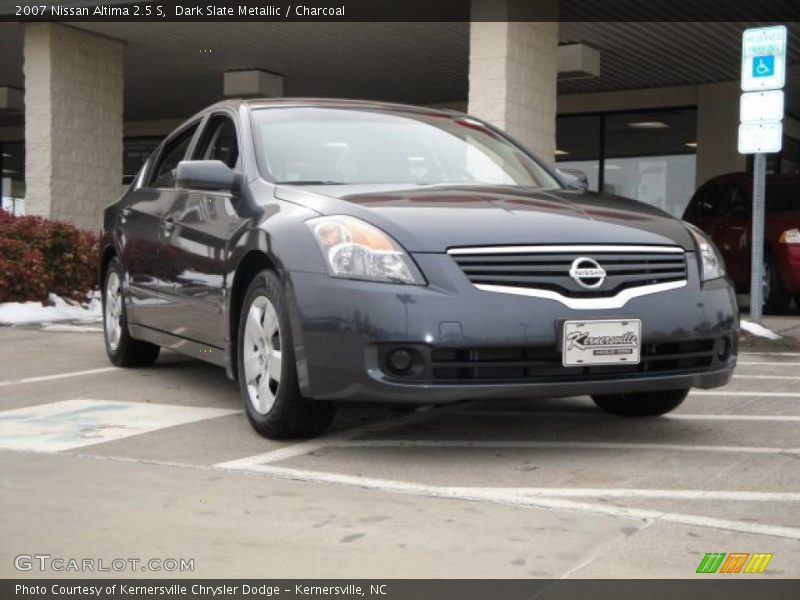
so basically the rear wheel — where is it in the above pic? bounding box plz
[763,254,790,314]
[237,270,336,439]
[591,389,688,417]
[102,257,160,367]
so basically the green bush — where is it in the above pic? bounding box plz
[0,209,99,303]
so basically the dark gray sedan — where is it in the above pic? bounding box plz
[99,99,738,439]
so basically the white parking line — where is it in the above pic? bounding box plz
[214,463,800,540]
[738,361,800,366]
[216,403,471,469]
[734,375,800,380]
[0,367,118,388]
[740,352,800,357]
[449,487,800,502]
[341,440,800,455]
[692,391,800,398]
[461,410,800,423]
[668,414,800,422]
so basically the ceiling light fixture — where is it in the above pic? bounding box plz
[628,121,669,129]
[685,142,698,148]
[554,149,570,156]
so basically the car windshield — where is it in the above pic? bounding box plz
[251,107,560,189]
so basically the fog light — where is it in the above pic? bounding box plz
[387,348,414,375]
[716,337,731,361]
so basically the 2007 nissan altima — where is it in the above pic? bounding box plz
[99,99,738,439]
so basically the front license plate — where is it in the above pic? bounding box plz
[562,319,642,366]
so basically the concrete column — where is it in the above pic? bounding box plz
[695,81,746,188]
[24,23,124,231]
[468,0,559,163]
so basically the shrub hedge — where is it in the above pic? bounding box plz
[0,209,99,303]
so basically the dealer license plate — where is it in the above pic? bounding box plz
[562,319,642,366]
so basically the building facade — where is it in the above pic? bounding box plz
[0,10,798,231]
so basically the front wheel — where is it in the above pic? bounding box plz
[102,257,160,367]
[591,389,689,417]
[237,270,336,439]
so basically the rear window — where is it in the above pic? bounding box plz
[767,182,800,213]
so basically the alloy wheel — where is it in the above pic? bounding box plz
[242,295,283,415]
[104,271,123,351]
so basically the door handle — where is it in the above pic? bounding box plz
[161,218,175,233]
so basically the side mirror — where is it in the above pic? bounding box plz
[176,160,238,192]
[557,168,589,192]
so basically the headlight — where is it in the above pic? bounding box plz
[685,223,725,281]
[306,216,425,285]
[779,228,800,244]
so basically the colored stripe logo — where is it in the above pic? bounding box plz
[697,553,773,574]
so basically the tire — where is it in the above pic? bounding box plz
[102,257,160,367]
[763,253,791,314]
[591,389,689,417]
[237,269,336,439]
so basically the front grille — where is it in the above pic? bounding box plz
[429,339,717,382]
[450,247,687,297]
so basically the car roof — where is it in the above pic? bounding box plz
[709,172,800,186]
[200,97,465,118]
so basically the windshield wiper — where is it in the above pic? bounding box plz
[277,180,346,185]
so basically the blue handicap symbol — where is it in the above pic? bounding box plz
[752,55,775,78]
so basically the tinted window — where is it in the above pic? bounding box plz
[150,124,198,188]
[690,183,720,217]
[767,181,800,213]
[726,184,750,219]
[195,115,239,169]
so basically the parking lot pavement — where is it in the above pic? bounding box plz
[1,325,800,578]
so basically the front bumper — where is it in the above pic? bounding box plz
[286,252,738,404]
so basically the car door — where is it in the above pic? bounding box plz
[714,182,751,285]
[124,121,201,332]
[161,112,244,347]
[121,122,198,328]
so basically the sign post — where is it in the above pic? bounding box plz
[738,25,787,322]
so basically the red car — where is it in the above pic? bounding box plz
[683,173,800,313]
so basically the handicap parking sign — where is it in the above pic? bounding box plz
[752,55,775,78]
[741,26,786,91]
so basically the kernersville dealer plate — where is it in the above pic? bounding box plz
[562,319,642,366]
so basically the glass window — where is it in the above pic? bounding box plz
[252,107,560,189]
[123,137,162,185]
[767,180,800,213]
[602,109,697,217]
[195,115,239,168]
[149,124,198,189]
[780,135,800,176]
[555,115,602,192]
[1,141,25,215]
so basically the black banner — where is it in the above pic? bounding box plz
[3,580,800,600]
[1,0,800,22]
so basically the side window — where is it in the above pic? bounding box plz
[149,124,198,188]
[694,183,720,218]
[727,184,751,219]
[195,115,239,169]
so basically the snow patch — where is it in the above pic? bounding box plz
[740,319,781,340]
[0,293,102,326]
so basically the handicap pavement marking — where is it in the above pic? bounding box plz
[0,399,239,452]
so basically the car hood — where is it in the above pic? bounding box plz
[274,183,695,253]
